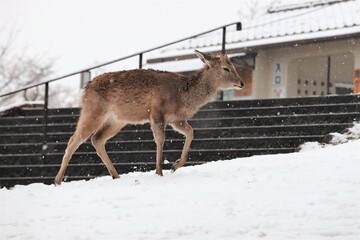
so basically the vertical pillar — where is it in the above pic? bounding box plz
[354,69,360,94]
[327,56,331,95]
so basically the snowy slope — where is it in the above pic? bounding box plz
[1,139,360,240]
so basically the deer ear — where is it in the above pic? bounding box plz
[195,50,213,68]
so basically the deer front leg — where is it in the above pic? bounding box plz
[170,120,194,172]
[150,121,165,176]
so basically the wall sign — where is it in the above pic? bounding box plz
[274,63,282,84]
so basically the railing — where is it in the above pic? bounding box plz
[0,22,241,151]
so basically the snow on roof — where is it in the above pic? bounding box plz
[147,0,360,62]
[268,0,351,13]
[244,0,359,41]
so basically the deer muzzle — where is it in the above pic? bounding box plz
[233,82,245,90]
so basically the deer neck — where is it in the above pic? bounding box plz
[184,70,219,113]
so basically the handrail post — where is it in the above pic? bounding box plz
[139,53,143,69]
[219,26,227,100]
[222,26,226,54]
[42,82,49,161]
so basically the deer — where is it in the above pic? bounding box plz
[54,50,245,185]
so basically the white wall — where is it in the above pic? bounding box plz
[253,38,360,98]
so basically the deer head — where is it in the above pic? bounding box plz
[195,50,245,91]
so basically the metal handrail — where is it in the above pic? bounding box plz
[0,21,241,151]
[0,22,241,98]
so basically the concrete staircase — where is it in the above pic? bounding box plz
[1,95,359,188]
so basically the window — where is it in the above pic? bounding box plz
[335,83,353,95]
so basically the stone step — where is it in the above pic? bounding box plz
[0,123,351,144]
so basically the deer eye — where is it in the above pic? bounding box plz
[223,67,230,72]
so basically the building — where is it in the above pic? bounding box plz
[146,0,360,99]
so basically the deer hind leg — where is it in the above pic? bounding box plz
[91,120,125,179]
[170,120,194,172]
[150,120,166,176]
[54,114,103,185]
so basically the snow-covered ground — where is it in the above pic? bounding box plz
[1,136,360,240]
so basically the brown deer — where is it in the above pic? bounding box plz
[54,50,245,185]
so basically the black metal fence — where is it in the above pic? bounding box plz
[0,22,242,147]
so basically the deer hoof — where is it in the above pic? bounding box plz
[112,174,120,180]
[171,159,180,173]
[54,177,62,186]
[156,170,163,176]
[53,180,61,186]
